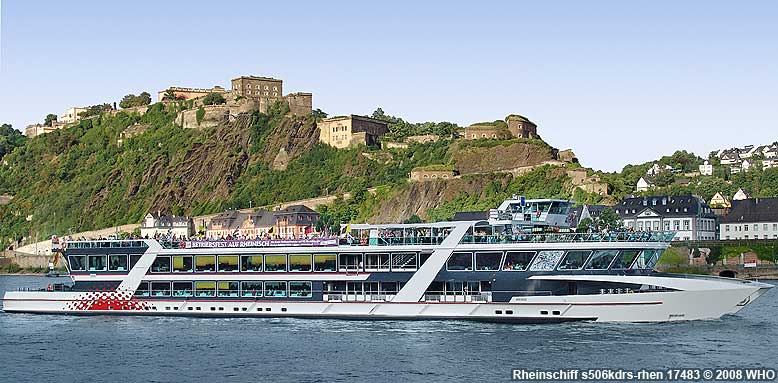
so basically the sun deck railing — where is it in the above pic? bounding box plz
[460,231,676,244]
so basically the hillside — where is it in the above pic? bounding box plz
[0,102,581,245]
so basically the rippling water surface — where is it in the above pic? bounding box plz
[1,276,776,383]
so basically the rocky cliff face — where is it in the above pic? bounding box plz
[451,140,557,174]
[368,173,514,223]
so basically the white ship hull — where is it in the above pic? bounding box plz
[3,277,770,323]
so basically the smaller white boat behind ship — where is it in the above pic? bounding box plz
[2,197,772,322]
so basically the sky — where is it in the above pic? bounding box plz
[1,0,776,171]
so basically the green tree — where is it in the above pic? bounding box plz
[119,92,152,109]
[311,108,328,120]
[577,217,593,232]
[202,92,226,105]
[44,114,58,127]
[596,208,622,231]
[79,103,112,118]
[403,214,423,224]
[162,89,177,101]
[0,124,26,159]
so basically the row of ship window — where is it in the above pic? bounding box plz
[134,281,312,298]
[445,249,662,272]
[67,249,661,274]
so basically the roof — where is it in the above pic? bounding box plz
[451,211,489,221]
[720,198,778,223]
[570,205,609,226]
[320,114,389,125]
[232,75,282,82]
[142,212,192,228]
[615,195,715,219]
[243,209,275,227]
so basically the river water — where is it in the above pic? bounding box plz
[0,276,776,383]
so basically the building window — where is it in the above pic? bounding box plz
[264,92,269,96]
[247,90,251,95]
[754,224,758,231]
[673,220,680,230]
[273,86,277,91]
[664,221,670,231]
[725,225,730,232]
[684,220,690,231]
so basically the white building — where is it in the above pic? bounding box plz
[698,160,713,176]
[636,177,653,192]
[719,198,778,240]
[762,158,778,170]
[733,188,751,201]
[141,212,194,239]
[59,107,88,124]
[615,195,717,241]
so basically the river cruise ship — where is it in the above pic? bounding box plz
[2,198,772,322]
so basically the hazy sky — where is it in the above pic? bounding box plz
[1,1,776,171]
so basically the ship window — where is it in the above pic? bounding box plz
[241,281,263,297]
[265,281,287,297]
[447,252,473,271]
[585,250,619,270]
[195,281,216,297]
[445,281,463,295]
[217,281,239,297]
[195,255,216,272]
[557,251,591,270]
[265,254,287,272]
[364,252,390,271]
[314,253,337,272]
[172,282,193,297]
[289,254,312,272]
[529,251,564,271]
[290,281,312,297]
[151,282,171,296]
[108,254,128,271]
[391,252,418,271]
[241,255,263,272]
[631,249,662,270]
[475,252,503,271]
[218,256,239,272]
[611,250,641,269]
[151,256,170,272]
[68,255,86,271]
[502,251,535,271]
[88,255,107,271]
[338,253,362,272]
[381,281,398,294]
[129,254,142,269]
[172,256,193,272]
[134,282,150,297]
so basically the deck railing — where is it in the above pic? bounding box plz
[460,231,676,244]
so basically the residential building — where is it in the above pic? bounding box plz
[157,86,226,102]
[570,204,609,227]
[24,124,57,138]
[719,150,740,165]
[708,192,732,209]
[635,177,653,192]
[206,210,242,239]
[615,195,717,241]
[719,198,778,240]
[739,145,757,158]
[231,76,283,98]
[141,212,195,239]
[60,107,88,124]
[236,209,276,237]
[273,205,319,239]
[318,115,389,149]
[646,163,674,176]
[698,160,713,176]
[762,158,778,170]
[733,188,751,201]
